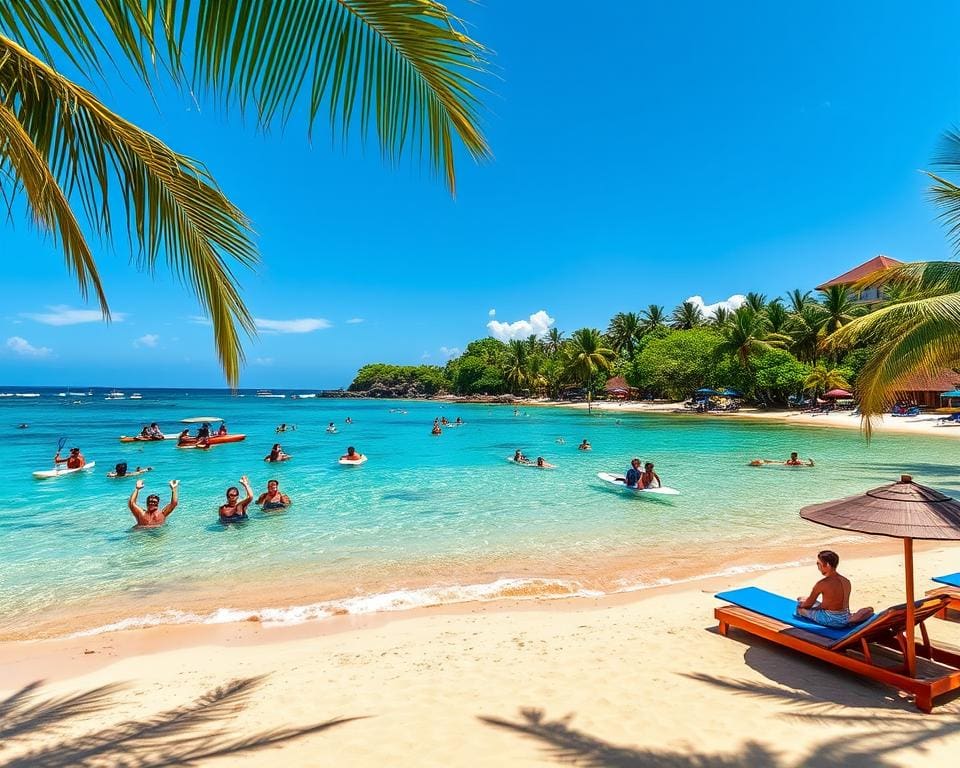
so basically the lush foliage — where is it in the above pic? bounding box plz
[349,364,449,395]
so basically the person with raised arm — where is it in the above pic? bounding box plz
[219,475,253,523]
[128,479,179,527]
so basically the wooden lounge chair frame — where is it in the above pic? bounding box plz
[715,594,960,712]
[925,585,960,619]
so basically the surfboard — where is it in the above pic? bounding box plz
[338,455,368,465]
[33,461,96,479]
[596,471,679,495]
[118,433,179,442]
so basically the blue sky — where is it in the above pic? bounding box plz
[4,1,960,388]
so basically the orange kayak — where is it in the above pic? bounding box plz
[177,434,246,448]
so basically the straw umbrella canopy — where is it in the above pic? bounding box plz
[800,475,960,676]
[823,388,853,399]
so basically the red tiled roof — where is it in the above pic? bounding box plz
[895,369,960,393]
[815,255,902,290]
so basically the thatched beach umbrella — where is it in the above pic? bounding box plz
[800,475,960,676]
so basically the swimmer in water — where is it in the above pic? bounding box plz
[536,457,555,468]
[264,443,291,462]
[128,479,179,527]
[340,446,365,462]
[513,449,530,464]
[577,439,591,451]
[219,476,253,523]
[256,479,291,511]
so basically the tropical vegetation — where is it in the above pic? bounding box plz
[1,1,489,385]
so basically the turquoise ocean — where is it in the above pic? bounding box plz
[2,387,958,639]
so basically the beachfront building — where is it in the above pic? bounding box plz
[816,254,902,304]
[894,368,960,409]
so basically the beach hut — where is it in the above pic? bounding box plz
[800,475,960,680]
[604,376,632,400]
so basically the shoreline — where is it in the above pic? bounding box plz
[3,544,959,765]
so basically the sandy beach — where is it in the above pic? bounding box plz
[3,545,960,767]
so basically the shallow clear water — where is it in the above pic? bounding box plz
[2,387,958,638]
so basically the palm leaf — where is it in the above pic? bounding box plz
[1,35,257,385]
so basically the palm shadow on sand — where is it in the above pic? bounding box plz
[0,676,363,767]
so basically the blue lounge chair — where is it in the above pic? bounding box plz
[715,587,960,712]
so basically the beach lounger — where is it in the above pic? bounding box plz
[715,587,960,712]
[926,572,960,617]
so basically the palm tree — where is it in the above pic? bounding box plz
[639,305,666,335]
[715,306,789,369]
[2,2,489,385]
[564,328,615,409]
[525,354,549,397]
[504,340,528,393]
[545,328,565,357]
[711,306,732,328]
[818,285,860,335]
[606,312,642,358]
[765,299,790,334]
[786,304,827,364]
[803,364,850,402]
[670,301,704,330]
[744,292,767,313]
[785,289,813,314]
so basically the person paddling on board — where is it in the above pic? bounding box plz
[256,479,291,510]
[513,449,530,464]
[128,479,179,527]
[796,550,873,627]
[536,457,555,468]
[639,462,661,489]
[625,458,642,488]
[219,476,253,522]
[340,446,364,462]
[54,447,85,469]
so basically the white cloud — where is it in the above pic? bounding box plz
[346,318,364,324]
[134,333,159,348]
[188,315,211,326]
[684,294,746,319]
[487,309,555,342]
[21,305,126,326]
[255,317,332,334]
[439,346,461,359]
[488,308,496,318]
[254,357,274,366]
[421,351,431,360]
[6,336,52,358]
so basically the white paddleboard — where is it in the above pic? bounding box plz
[596,471,679,496]
[338,455,367,465]
[506,457,555,469]
[33,461,96,479]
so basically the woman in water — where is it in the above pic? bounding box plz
[256,479,291,510]
[219,476,253,522]
[578,439,591,451]
[513,449,530,464]
[264,443,291,462]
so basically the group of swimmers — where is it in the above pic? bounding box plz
[511,450,555,468]
[431,416,463,435]
[750,452,814,467]
[127,475,294,526]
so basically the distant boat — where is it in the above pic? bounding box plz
[105,391,125,400]
[256,390,286,398]
[58,392,67,397]
[68,391,90,396]
[291,393,317,399]
[15,393,40,398]
[130,393,143,400]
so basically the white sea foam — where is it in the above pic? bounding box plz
[69,577,603,638]
[611,559,805,593]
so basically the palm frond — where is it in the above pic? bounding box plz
[1,35,257,385]
[145,0,491,194]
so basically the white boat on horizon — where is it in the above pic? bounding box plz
[105,391,125,400]
[256,390,286,398]
[291,393,317,399]
[130,393,143,400]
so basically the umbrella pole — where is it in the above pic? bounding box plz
[904,537,916,677]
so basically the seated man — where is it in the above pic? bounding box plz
[625,458,642,488]
[513,449,529,464]
[796,550,873,627]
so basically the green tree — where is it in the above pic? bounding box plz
[715,306,789,369]
[670,301,704,330]
[606,312,642,358]
[563,328,615,408]
[804,364,851,401]
[632,328,722,399]
[545,328,565,357]
[640,304,667,335]
[765,299,790,334]
[504,340,529,393]
[710,306,731,328]
[744,292,767,313]
[2,1,489,385]
[785,289,813,314]
[818,285,860,335]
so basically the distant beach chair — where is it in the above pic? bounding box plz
[891,406,921,417]
[714,586,960,712]
[937,413,960,426]
[926,572,960,617]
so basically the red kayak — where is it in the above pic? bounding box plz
[177,434,246,448]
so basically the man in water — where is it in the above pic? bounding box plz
[640,462,661,489]
[341,446,364,462]
[128,479,179,527]
[256,479,291,510]
[625,458,642,488]
[578,439,591,451]
[785,452,814,466]
[54,447,85,469]
[796,550,873,627]
[513,449,530,464]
